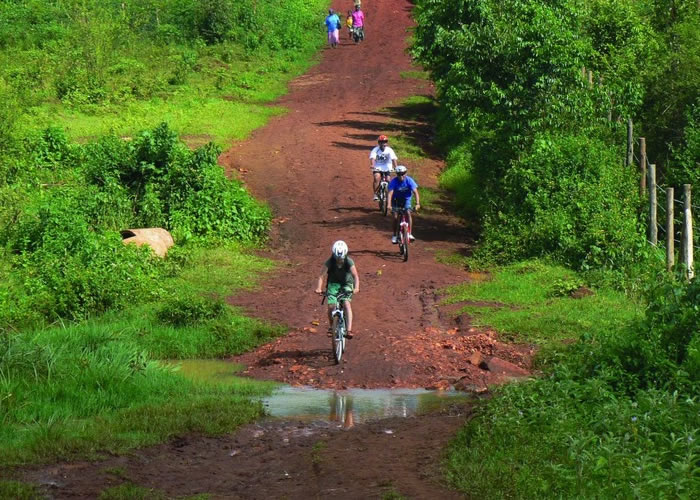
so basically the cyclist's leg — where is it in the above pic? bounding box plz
[327,282,341,332]
[373,171,381,194]
[341,285,354,335]
[391,199,400,238]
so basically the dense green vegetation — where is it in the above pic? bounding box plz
[413,0,699,497]
[0,0,325,468]
[0,0,327,146]
[443,265,699,498]
[414,0,699,273]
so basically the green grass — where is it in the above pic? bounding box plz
[399,70,430,80]
[442,260,642,349]
[24,96,286,149]
[0,245,281,467]
[442,260,699,498]
[99,483,210,500]
[0,480,40,500]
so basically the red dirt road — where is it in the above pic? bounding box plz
[225,0,532,391]
[16,2,533,498]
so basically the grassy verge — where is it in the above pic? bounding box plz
[442,260,641,350]
[441,261,699,498]
[99,482,210,500]
[0,245,281,467]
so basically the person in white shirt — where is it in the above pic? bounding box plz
[369,134,398,201]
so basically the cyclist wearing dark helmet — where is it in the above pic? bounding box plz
[369,134,398,201]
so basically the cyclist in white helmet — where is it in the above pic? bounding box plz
[369,134,398,201]
[315,240,360,338]
[387,165,420,243]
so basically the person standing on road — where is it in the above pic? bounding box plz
[387,165,420,243]
[369,134,398,201]
[346,10,354,40]
[351,4,365,41]
[325,9,341,48]
[315,240,360,339]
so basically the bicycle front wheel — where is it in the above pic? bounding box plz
[402,224,409,262]
[332,315,344,364]
[381,187,388,216]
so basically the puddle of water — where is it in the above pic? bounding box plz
[164,359,472,429]
[262,386,472,428]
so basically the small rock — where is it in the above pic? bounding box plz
[467,351,483,367]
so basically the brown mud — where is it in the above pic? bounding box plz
[15,1,533,497]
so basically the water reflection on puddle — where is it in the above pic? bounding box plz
[262,387,471,428]
[168,359,472,429]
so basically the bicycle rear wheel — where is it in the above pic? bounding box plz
[332,315,344,364]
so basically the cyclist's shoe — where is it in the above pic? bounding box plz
[373,194,380,201]
[327,327,333,337]
[391,235,398,244]
[408,233,416,241]
[345,331,354,339]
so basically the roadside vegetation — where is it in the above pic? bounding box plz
[0,0,325,468]
[412,0,700,496]
[0,0,327,146]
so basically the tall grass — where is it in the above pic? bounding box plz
[442,260,699,498]
[0,245,281,467]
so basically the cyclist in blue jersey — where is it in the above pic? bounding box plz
[387,165,420,244]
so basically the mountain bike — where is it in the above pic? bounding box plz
[322,291,351,364]
[375,169,392,216]
[396,207,411,262]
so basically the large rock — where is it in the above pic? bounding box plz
[121,228,174,257]
[484,357,529,377]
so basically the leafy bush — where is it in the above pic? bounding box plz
[480,133,643,269]
[413,0,670,277]
[0,123,269,327]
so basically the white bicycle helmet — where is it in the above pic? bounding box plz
[332,240,348,259]
[395,165,408,175]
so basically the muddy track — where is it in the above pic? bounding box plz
[16,2,534,498]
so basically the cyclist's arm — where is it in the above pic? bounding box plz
[412,188,420,210]
[387,188,394,206]
[391,159,398,169]
[350,265,360,293]
[315,265,328,294]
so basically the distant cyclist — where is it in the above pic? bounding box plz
[315,240,360,338]
[387,165,420,243]
[369,134,398,201]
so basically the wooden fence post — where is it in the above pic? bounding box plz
[582,66,586,80]
[587,69,594,88]
[680,184,694,280]
[648,164,657,245]
[639,137,647,197]
[626,119,633,167]
[666,187,675,271]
